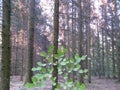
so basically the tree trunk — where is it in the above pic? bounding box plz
[96,19,102,78]
[111,13,116,78]
[24,0,35,84]
[85,0,91,83]
[52,0,59,89]
[77,0,84,84]
[71,0,76,82]
[105,32,110,79]
[114,0,120,81]
[1,0,11,90]
[101,28,105,77]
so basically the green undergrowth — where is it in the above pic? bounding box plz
[25,46,87,90]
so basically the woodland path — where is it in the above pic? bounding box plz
[10,76,120,90]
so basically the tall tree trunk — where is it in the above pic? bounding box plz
[85,0,91,83]
[111,12,116,78]
[105,32,110,79]
[103,2,110,79]
[77,0,84,84]
[101,28,105,76]
[52,0,59,90]
[71,0,76,82]
[14,29,19,75]
[24,0,35,83]
[21,33,25,81]
[96,19,102,78]
[114,0,120,81]
[1,0,11,90]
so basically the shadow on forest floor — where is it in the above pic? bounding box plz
[10,76,120,90]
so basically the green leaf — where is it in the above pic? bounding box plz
[41,68,46,73]
[53,62,57,65]
[60,61,66,66]
[62,46,67,53]
[77,65,81,69]
[34,74,43,79]
[58,69,63,75]
[32,67,41,71]
[48,45,54,53]
[37,62,42,66]
[57,49,64,56]
[53,82,56,86]
[55,83,61,90]
[70,58,74,63]
[47,74,52,78]
[32,77,38,83]
[74,68,78,71]
[79,70,84,74]
[51,77,56,81]
[74,68,79,71]
[84,75,88,79]
[59,58,63,62]
[25,83,35,88]
[55,88,60,90]
[75,81,80,87]
[68,69,72,73]
[51,77,56,86]
[81,55,87,60]
[41,52,47,57]
[71,87,77,90]
[42,64,46,67]
[63,58,67,62]
[48,67,53,73]
[49,58,53,63]
[67,79,73,87]
[74,65,81,71]
[36,82,45,88]
[64,73,68,79]
[75,54,82,64]
[63,85,67,90]
[80,84,86,90]
[54,54,59,59]
[83,69,88,73]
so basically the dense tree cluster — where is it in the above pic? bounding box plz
[0,0,120,90]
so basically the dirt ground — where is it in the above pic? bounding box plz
[86,77,120,90]
[10,76,120,90]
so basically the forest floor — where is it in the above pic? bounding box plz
[10,76,120,90]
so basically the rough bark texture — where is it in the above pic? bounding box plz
[52,0,59,90]
[71,0,76,82]
[96,19,102,78]
[24,0,35,84]
[86,0,91,83]
[101,28,105,76]
[1,0,11,90]
[111,12,116,78]
[114,0,120,81]
[103,2,110,79]
[77,0,84,84]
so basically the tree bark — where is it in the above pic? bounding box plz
[1,0,11,90]
[77,0,84,84]
[52,0,59,90]
[24,0,35,84]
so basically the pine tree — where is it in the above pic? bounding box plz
[52,0,59,89]
[1,0,11,90]
[24,0,35,84]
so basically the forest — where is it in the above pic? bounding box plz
[0,0,120,90]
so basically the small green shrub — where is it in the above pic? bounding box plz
[25,46,87,90]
